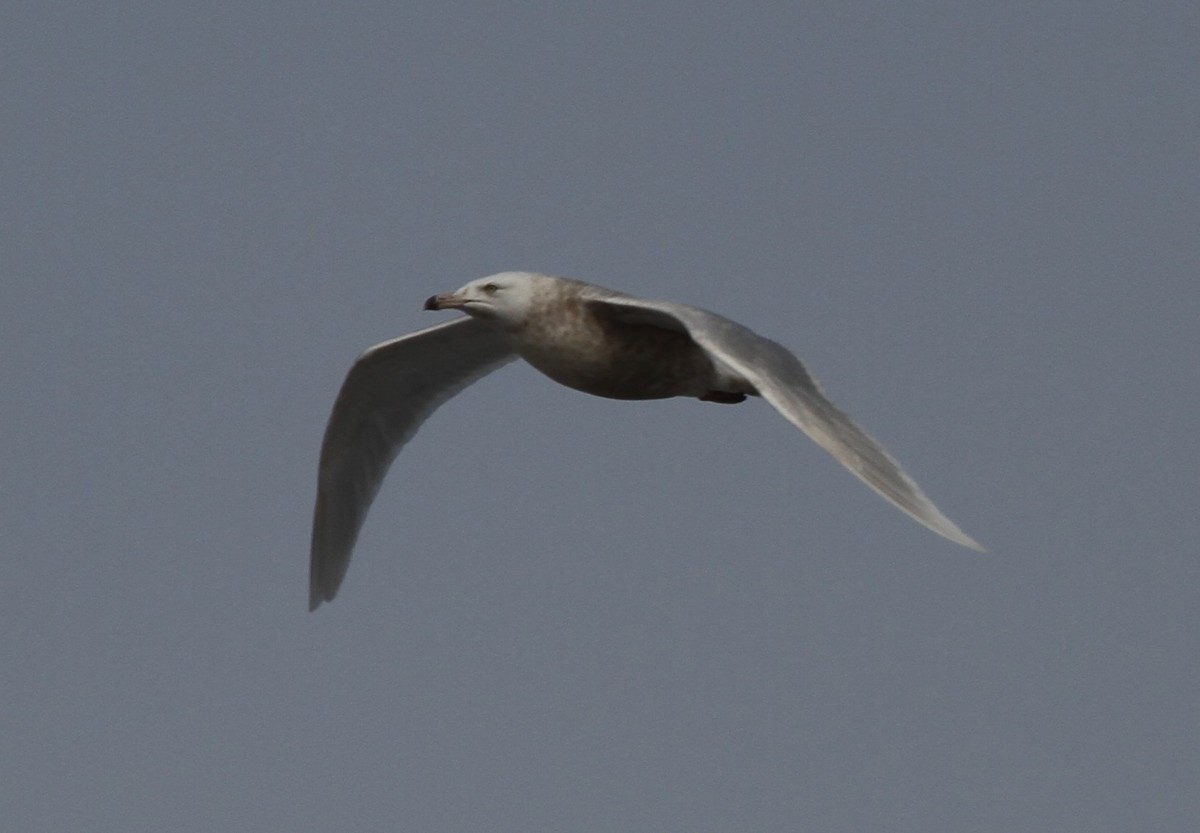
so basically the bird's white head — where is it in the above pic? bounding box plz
[424,272,545,329]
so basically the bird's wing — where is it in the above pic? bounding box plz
[585,293,984,551]
[310,317,516,609]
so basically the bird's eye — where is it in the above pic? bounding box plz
[482,283,499,294]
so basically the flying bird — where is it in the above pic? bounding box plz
[309,272,982,609]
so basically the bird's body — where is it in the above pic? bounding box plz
[494,276,751,402]
[309,272,982,609]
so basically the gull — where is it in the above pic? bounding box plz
[309,272,983,609]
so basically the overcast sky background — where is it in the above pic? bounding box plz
[4,3,1198,831]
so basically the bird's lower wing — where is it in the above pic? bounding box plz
[587,294,983,551]
[310,318,516,609]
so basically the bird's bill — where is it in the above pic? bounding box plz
[423,292,465,311]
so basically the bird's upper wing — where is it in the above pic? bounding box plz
[584,293,983,551]
[310,317,516,609]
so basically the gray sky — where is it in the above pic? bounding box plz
[4,3,1197,831]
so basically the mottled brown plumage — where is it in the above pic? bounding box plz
[513,284,739,401]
